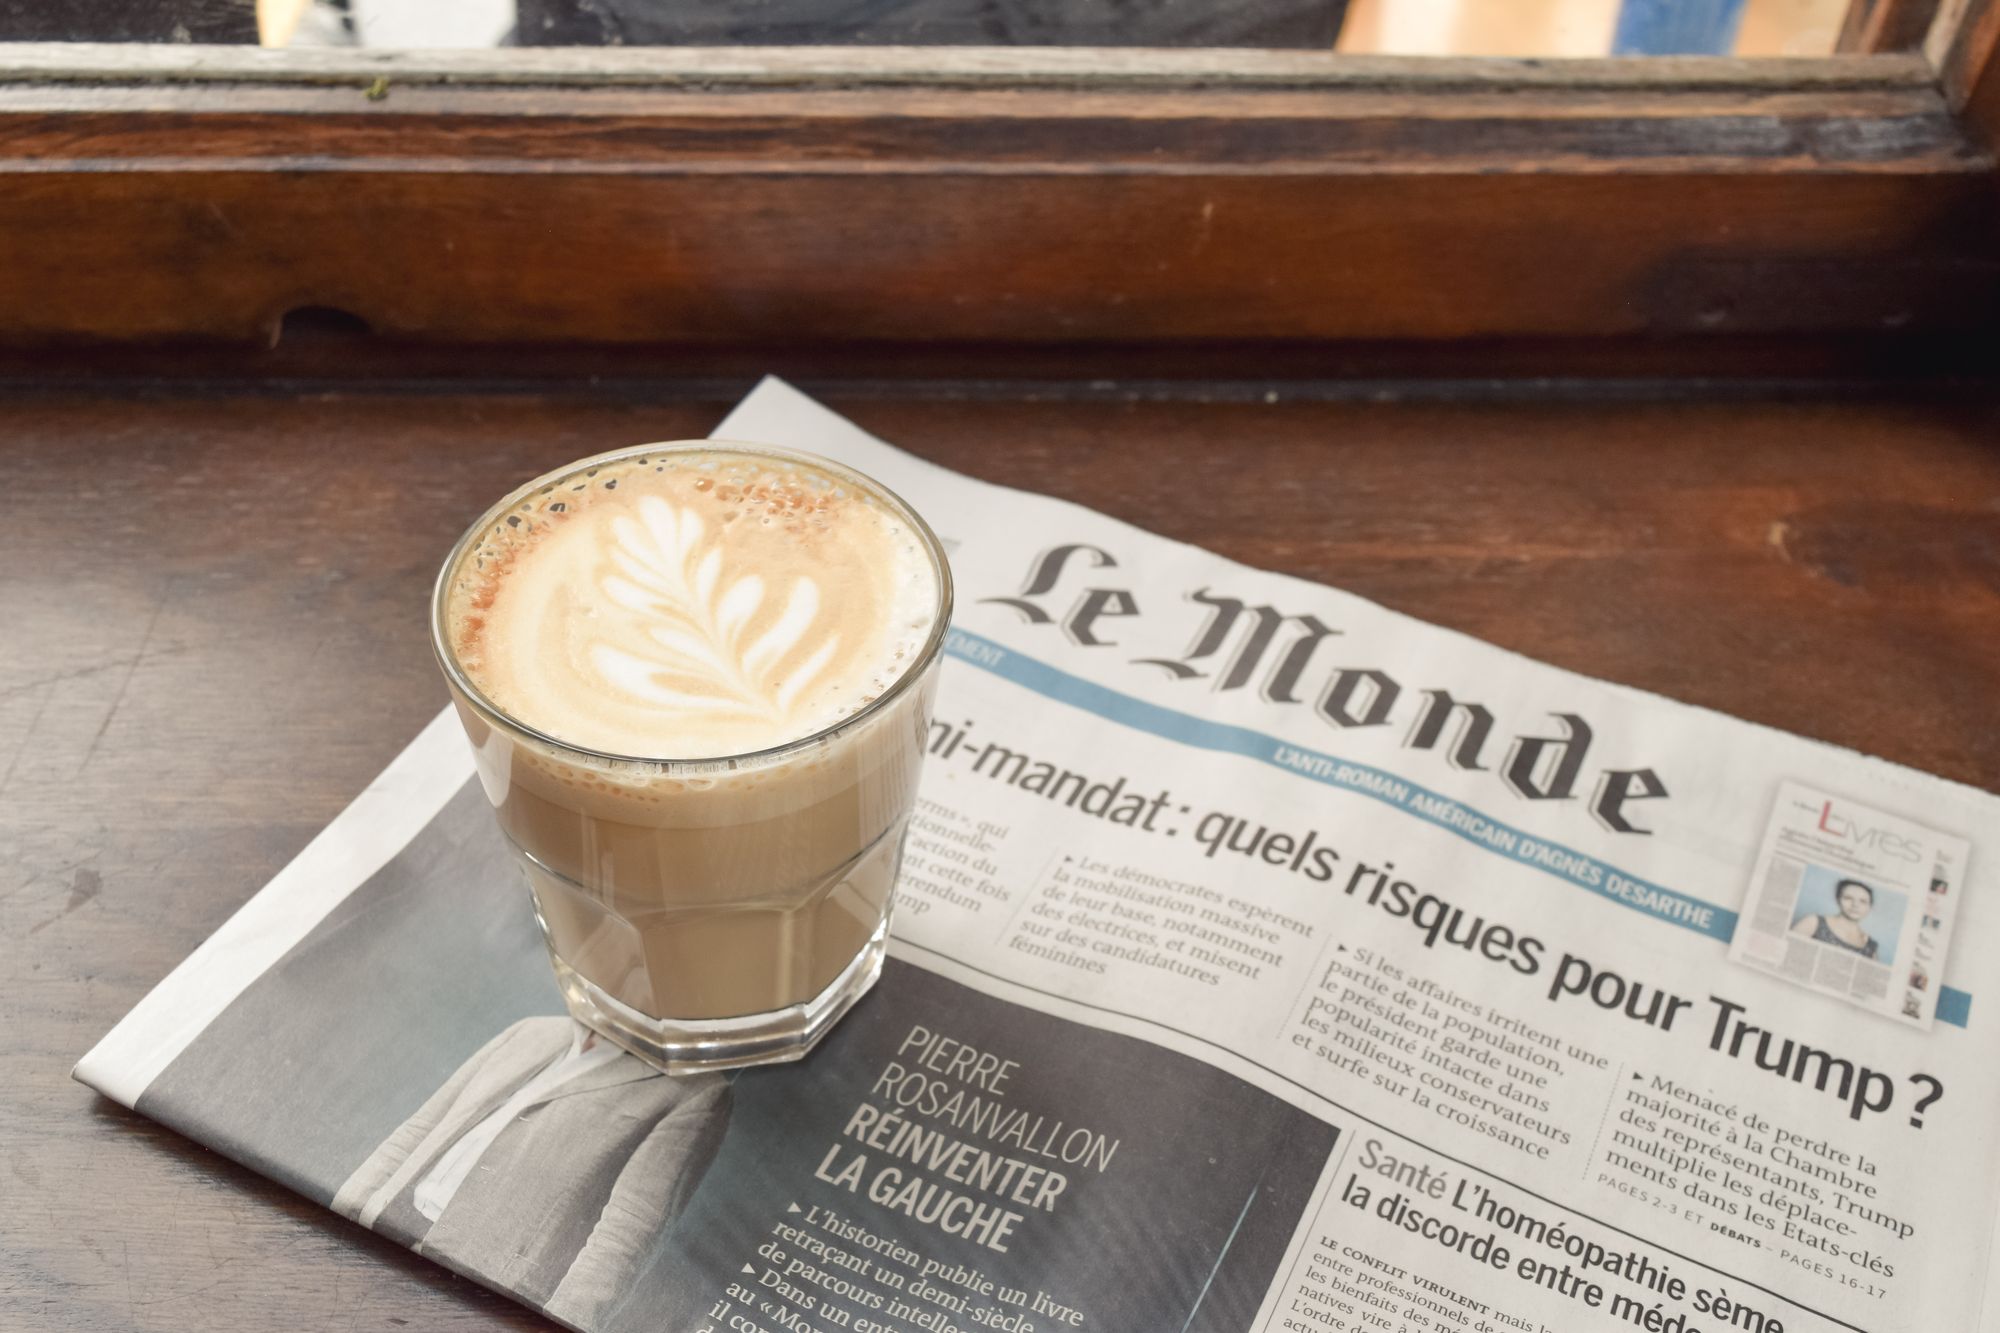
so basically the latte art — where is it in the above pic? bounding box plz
[593,497,840,721]
[447,448,940,758]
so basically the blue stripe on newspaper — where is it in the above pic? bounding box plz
[942,627,1974,1031]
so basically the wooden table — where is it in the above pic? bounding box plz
[5,379,1998,1329]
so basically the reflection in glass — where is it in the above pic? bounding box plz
[9,0,1859,57]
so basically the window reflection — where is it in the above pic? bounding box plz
[2,0,1874,58]
[1338,0,1850,56]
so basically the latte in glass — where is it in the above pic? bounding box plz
[433,442,950,1073]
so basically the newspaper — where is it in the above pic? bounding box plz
[76,378,2000,1333]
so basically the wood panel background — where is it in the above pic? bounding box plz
[0,46,1991,350]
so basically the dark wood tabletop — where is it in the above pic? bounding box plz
[5,379,1999,1330]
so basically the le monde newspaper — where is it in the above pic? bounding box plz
[78,380,2000,1333]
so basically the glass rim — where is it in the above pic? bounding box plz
[430,438,954,774]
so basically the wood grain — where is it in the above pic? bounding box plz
[0,51,1989,347]
[4,383,1999,1328]
[0,330,1994,392]
[0,42,1940,88]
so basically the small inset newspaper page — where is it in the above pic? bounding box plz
[1731,781,1968,1029]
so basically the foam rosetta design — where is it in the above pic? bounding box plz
[446,445,942,758]
[592,497,839,723]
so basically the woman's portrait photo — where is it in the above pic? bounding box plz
[1788,868,1903,962]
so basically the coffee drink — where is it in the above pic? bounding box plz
[433,443,950,1072]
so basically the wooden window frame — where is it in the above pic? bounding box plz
[0,8,1995,351]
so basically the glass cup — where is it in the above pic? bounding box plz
[431,442,951,1073]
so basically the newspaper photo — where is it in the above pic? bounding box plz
[1730,781,1969,1029]
[75,378,2000,1333]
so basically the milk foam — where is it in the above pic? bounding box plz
[447,447,940,759]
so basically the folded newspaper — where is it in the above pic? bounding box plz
[77,379,2000,1333]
